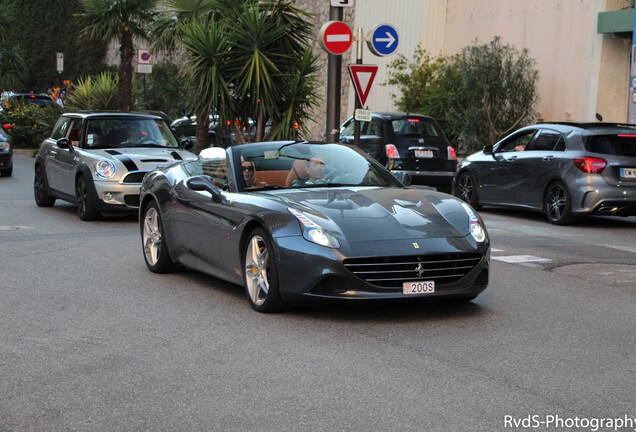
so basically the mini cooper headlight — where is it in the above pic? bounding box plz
[95,160,116,179]
[461,202,486,242]
[288,208,340,249]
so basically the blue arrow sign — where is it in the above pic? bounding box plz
[368,24,399,56]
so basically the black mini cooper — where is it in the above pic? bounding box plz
[339,112,457,193]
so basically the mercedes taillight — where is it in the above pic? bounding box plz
[573,157,607,174]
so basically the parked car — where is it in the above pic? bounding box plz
[139,141,490,313]
[170,114,263,148]
[0,92,54,110]
[34,112,197,220]
[0,126,12,177]
[453,122,636,225]
[339,112,457,193]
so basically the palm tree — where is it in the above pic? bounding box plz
[0,46,26,94]
[75,0,158,112]
[179,18,233,153]
[153,0,220,150]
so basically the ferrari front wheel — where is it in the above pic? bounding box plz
[244,228,284,313]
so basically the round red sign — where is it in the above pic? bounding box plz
[319,21,353,55]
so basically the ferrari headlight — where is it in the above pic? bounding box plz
[288,208,340,249]
[461,202,486,242]
[95,160,116,179]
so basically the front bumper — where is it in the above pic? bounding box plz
[273,235,489,305]
[0,151,12,168]
[93,179,142,212]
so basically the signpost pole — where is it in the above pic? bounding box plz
[326,6,343,143]
[353,27,363,148]
[629,12,636,123]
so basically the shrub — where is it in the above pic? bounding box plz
[66,71,143,111]
[0,103,62,148]
[386,37,539,155]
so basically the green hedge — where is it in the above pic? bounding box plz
[0,104,62,149]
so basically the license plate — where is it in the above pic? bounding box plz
[620,168,636,178]
[402,281,435,295]
[414,150,433,158]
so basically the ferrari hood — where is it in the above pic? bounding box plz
[273,187,470,241]
[99,147,195,172]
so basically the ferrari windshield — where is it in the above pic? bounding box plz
[84,118,179,149]
[235,142,402,191]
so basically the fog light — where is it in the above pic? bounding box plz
[104,192,113,201]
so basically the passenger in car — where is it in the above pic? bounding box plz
[242,160,258,187]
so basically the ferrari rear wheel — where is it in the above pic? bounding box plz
[244,228,284,313]
[141,201,179,273]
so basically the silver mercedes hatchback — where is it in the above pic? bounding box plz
[453,122,636,225]
[34,112,197,220]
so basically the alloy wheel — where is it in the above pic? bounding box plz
[457,174,473,203]
[143,207,162,266]
[245,235,270,307]
[546,183,567,221]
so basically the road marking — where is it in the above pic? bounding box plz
[492,255,553,264]
[0,226,34,231]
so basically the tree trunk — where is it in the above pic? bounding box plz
[195,112,209,154]
[118,28,134,112]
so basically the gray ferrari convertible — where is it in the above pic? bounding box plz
[139,141,490,312]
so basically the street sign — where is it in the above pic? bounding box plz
[368,24,399,57]
[348,64,378,107]
[331,0,353,6]
[319,21,353,55]
[138,64,152,74]
[56,52,64,73]
[355,108,372,122]
[137,49,152,65]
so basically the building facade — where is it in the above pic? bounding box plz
[109,1,634,141]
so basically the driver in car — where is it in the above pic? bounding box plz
[292,155,326,186]
[127,123,142,143]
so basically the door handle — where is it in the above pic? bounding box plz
[506,156,517,161]
[542,156,553,161]
[50,151,57,156]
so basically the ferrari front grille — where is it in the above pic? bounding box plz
[343,253,482,288]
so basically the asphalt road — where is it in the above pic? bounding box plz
[1,153,634,431]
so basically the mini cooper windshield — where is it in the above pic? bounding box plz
[233,142,403,191]
[85,118,179,149]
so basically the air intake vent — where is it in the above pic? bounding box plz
[343,253,482,288]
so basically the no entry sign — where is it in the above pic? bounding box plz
[319,21,353,55]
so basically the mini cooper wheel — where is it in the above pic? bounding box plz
[76,175,101,221]
[34,165,55,207]
[544,181,575,225]
[455,171,481,210]
[244,228,284,313]
[141,201,180,273]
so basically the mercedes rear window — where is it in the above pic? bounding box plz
[587,135,636,157]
